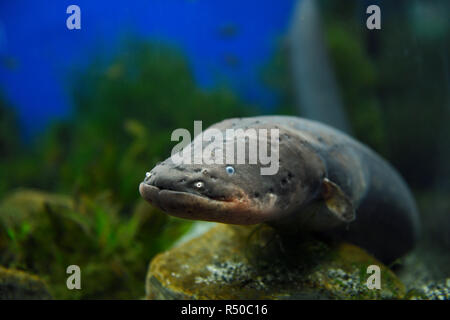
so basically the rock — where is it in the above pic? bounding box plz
[405,278,450,300]
[0,266,51,299]
[1,189,73,215]
[146,224,405,299]
[0,189,76,268]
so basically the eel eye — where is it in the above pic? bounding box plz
[145,172,151,178]
[194,181,204,189]
[226,166,235,175]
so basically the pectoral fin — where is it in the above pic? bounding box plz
[321,178,355,223]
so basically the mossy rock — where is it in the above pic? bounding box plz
[0,189,193,299]
[146,224,405,299]
[1,189,73,212]
[0,189,75,264]
[0,266,51,299]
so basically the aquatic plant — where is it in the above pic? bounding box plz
[0,189,192,299]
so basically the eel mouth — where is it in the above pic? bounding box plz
[139,182,261,224]
[139,182,227,206]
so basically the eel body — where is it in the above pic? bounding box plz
[139,116,420,263]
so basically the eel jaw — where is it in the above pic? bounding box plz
[139,182,270,225]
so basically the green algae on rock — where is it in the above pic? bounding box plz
[0,266,51,299]
[146,224,405,299]
[0,189,193,299]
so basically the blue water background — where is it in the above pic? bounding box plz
[0,0,296,136]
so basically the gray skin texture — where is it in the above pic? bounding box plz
[139,116,421,264]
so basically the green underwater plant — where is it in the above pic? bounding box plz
[0,189,192,299]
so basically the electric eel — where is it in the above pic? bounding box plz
[139,116,420,263]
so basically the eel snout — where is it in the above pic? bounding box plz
[139,182,159,204]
